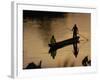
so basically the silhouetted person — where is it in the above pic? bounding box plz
[50,35,56,44]
[72,24,79,57]
[72,24,79,38]
[49,35,57,59]
[82,56,91,66]
[25,60,42,69]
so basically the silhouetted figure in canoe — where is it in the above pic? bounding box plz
[49,35,57,59]
[82,56,91,66]
[48,24,80,59]
[25,60,42,69]
[72,24,79,57]
[72,24,79,38]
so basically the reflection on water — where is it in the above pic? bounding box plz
[23,11,91,69]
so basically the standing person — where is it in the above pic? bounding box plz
[72,24,79,57]
[72,24,79,38]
